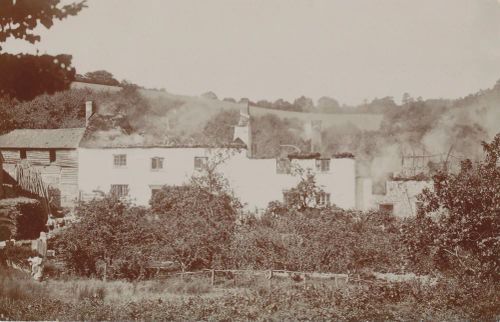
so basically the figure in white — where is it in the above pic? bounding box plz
[28,256,43,281]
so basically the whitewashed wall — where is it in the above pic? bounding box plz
[78,147,357,210]
[371,180,432,217]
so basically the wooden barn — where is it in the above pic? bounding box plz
[0,128,85,207]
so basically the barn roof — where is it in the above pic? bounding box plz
[0,128,85,149]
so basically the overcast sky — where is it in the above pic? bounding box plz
[3,0,500,105]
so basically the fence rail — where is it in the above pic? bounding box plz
[158,268,350,287]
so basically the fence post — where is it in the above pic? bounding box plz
[268,269,273,290]
[334,275,338,288]
[211,269,215,286]
[303,273,307,289]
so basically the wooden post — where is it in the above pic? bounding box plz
[303,273,307,289]
[268,269,273,290]
[334,275,338,288]
[210,269,215,286]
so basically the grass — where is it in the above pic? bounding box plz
[43,274,218,304]
[1,266,498,321]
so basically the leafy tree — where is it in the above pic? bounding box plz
[0,0,85,46]
[283,167,326,211]
[317,96,341,113]
[201,91,218,100]
[1,88,108,130]
[80,70,120,86]
[202,110,239,145]
[52,197,154,279]
[272,98,296,111]
[251,114,309,157]
[0,0,85,100]
[149,184,239,271]
[403,134,500,280]
[293,96,314,112]
[0,53,76,101]
[0,95,17,134]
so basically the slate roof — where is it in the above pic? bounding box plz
[0,128,85,149]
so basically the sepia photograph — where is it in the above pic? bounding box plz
[0,0,499,320]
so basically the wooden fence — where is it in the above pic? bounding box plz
[162,268,350,288]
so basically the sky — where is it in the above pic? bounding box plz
[3,0,500,105]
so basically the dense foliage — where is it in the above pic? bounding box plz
[0,0,86,100]
[0,0,85,46]
[150,184,239,271]
[402,134,500,280]
[52,198,153,279]
[0,53,76,101]
[76,70,120,86]
[0,198,46,240]
[230,205,404,273]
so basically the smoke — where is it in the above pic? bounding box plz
[83,89,239,147]
[422,103,499,160]
[81,82,500,179]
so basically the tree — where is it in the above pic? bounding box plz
[0,0,86,46]
[317,96,341,113]
[0,0,86,100]
[402,92,414,106]
[52,197,154,280]
[293,96,314,112]
[403,134,500,280]
[283,168,326,211]
[82,70,120,86]
[0,53,76,101]
[149,185,239,271]
[202,110,239,145]
[201,91,218,100]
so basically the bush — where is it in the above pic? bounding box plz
[0,197,47,240]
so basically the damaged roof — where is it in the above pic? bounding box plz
[0,128,86,149]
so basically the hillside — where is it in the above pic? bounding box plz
[2,80,499,176]
[71,82,384,132]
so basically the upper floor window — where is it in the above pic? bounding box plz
[194,156,208,171]
[49,149,56,163]
[113,154,127,167]
[276,158,291,174]
[110,184,129,198]
[20,149,27,159]
[315,159,330,172]
[151,157,164,170]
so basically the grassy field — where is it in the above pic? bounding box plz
[1,266,498,321]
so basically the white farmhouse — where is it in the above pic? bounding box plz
[77,103,357,210]
[0,101,360,212]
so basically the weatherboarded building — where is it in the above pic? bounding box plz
[0,128,85,207]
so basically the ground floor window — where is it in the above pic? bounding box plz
[316,192,331,206]
[379,203,394,214]
[110,184,129,197]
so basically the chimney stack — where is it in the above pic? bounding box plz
[310,120,322,152]
[233,102,253,157]
[85,101,94,127]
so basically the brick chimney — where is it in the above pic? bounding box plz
[85,101,94,127]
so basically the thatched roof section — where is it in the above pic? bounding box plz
[0,128,85,149]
